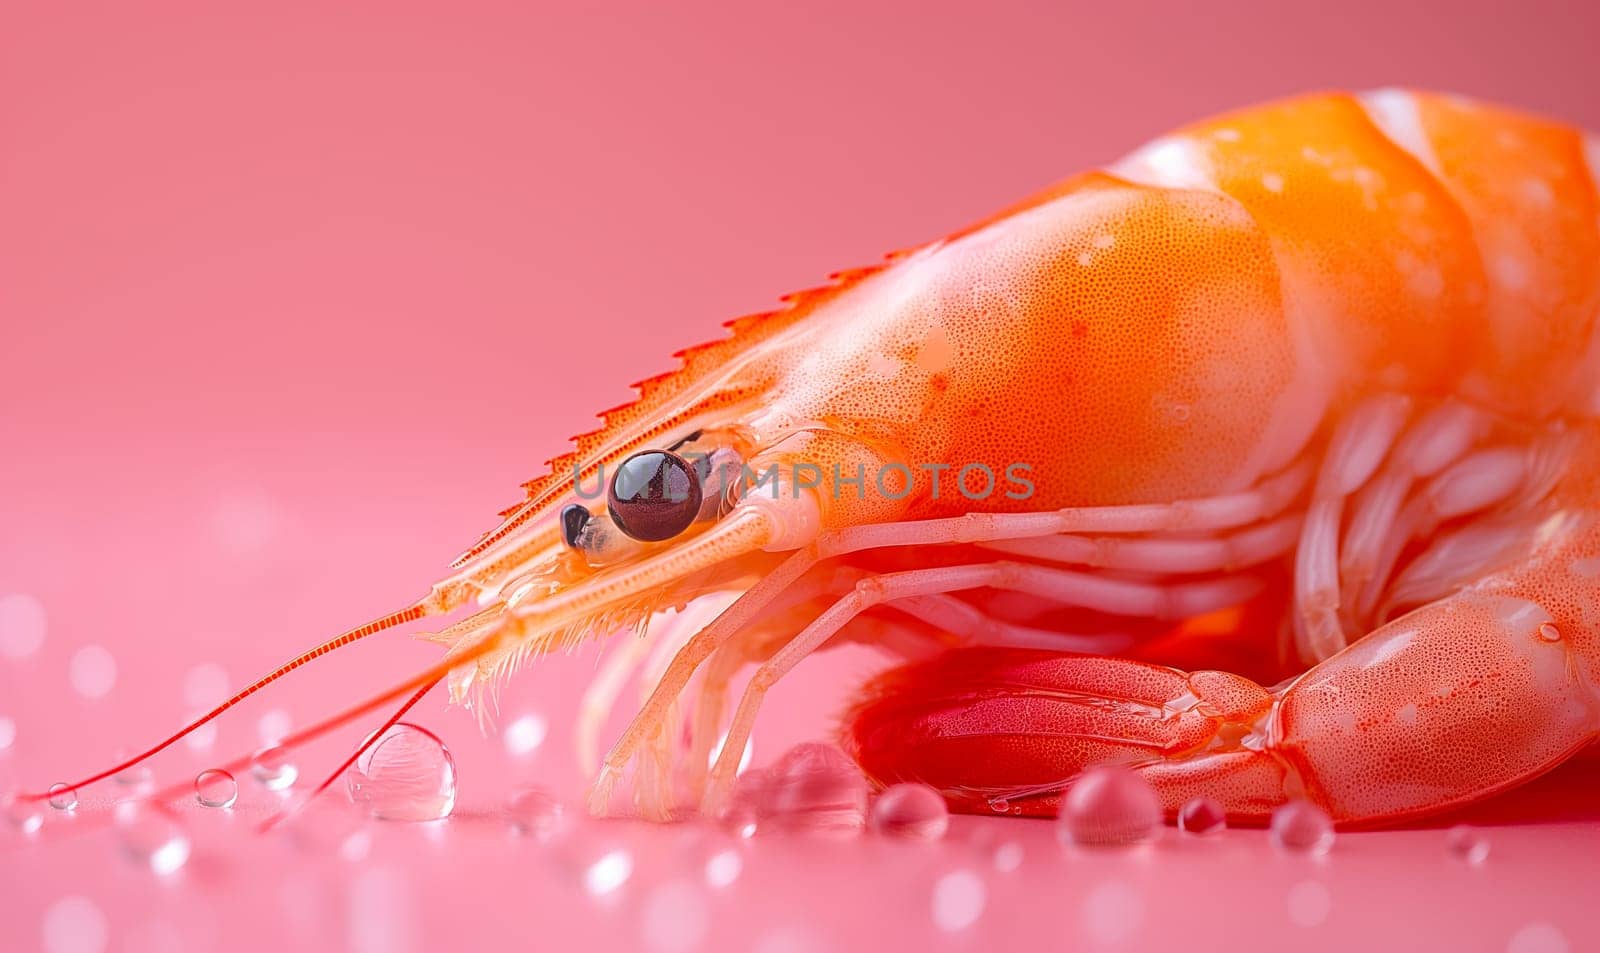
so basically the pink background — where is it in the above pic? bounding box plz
[3,2,1598,952]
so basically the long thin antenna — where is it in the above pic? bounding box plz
[23,603,431,801]
[259,676,441,832]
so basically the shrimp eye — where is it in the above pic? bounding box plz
[607,450,703,542]
[559,503,591,548]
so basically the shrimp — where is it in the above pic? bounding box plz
[23,88,1600,828]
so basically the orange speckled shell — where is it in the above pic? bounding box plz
[461,90,1600,566]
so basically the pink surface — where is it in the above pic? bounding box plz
[2,2,1598,952]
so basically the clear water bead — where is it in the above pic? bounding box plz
[5,794,44,836]
[250,744,299,791]
[194,769,238,808]
[507,787,567,841]
[1445,824,1490,864]
[1177,797,1226,835]
[346,723,456,822]
[870,783,950,840]
[47,783,78,811]
[115,802,190,875]
[1270,800,1335,855]
[1056,765,1161,847]
[762,743,868,836]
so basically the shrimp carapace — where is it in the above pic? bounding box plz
[28,89,1600,829]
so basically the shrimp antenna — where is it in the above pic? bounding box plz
[22,602,433,801]
[132,661,445,810]
[259,675,442,832]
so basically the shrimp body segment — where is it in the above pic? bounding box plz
[847,494,1600,823]
[35,90,1600,829]
[836,90,1600,823]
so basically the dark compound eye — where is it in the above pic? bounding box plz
[559,503,591,548]
[606,450,703,542]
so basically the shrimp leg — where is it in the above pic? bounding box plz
[589,462,1311,813]
[699,561,1263,813]
[846,508,1600,825]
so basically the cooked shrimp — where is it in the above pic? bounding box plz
[26,89,1600,828]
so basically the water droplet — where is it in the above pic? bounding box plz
[250,745,299,791]
[931,869,986,932]
[47,783,77,811]
[762,743,867,836]
[1536,622,1561,642]
[346,723,456,822]
[1056,765,1161,847]
[503,713,548,757]
[1446,824,1490,864]
[114,802,190,875]
[69,645,117,699]
[1270,800,1334,855]
[0,593,47,659]
[0,715,15,751]
[42,895,108,953]
[1178,797,1226,835]
[5,793,43,836]
[585,848,633,897]
[704,847,743,888]
[194,769,237,808]
[869,783,949,840]
[987,797,1010,814]
[506,787,566,841]
[1286,880,1331,927]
